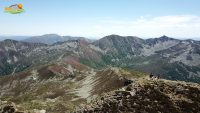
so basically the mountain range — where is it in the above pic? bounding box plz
[0,34,93,45]
[0,34,200,112]
[23,34,93,45]
[0,34,199,82]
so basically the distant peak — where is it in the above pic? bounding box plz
[3,39,18,42]
[158,35,175,41]
[160,35,169,39]
[103,34,139,39]
[104,34,121,38]
[42,34,61,37]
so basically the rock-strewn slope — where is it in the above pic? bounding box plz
[74,79,200,113]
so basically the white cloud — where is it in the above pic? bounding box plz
[91,15,200,39]
[1,15,200,40]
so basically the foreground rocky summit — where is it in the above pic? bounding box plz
[1,76,200,113]
[74,79,200,113]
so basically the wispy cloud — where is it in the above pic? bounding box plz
[91,15,200,39]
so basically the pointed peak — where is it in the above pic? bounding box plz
[158,35,175,41]
[160,35,170,39]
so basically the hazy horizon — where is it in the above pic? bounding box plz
[0,34,200,41]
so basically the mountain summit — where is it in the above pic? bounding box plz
[23,34,90,45]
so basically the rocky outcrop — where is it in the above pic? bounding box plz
[74,79,200,113]
[0,101,24,113]
[0,101,47,113]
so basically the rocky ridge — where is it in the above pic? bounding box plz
[74,78,200,113]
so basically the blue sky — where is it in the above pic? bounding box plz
[0,0,200,39]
